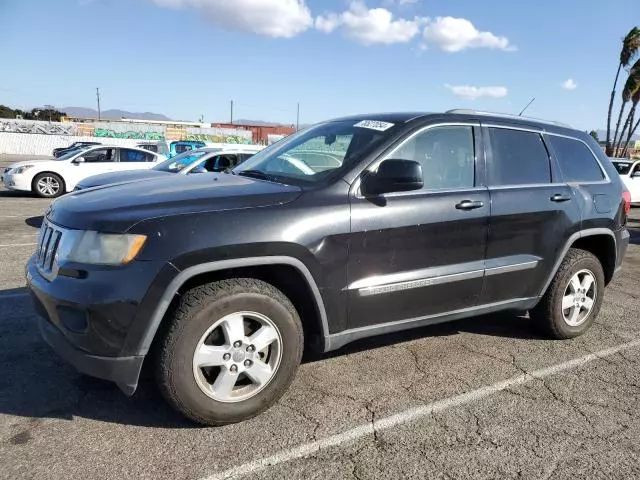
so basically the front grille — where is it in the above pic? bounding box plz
[36,221,63,274]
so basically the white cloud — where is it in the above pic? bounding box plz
[422,17,515,52]
[150,0,313,38]
[444,84,508,100]
[561,78,577,90]
[315,1,424,45]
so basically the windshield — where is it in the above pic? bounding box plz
[152,150,211,172]
[233,119,398,184]
[612,161,632,175]
[56,146,90,160]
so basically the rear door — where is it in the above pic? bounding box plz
[480,124,581,304]
[114,148,157,171]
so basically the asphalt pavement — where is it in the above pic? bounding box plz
[1,154,639,480]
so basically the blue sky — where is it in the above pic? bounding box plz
[0,0,637,130]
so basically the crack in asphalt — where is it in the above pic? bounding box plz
[281,403,321,441]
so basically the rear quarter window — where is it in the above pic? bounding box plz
[547,135,605,182]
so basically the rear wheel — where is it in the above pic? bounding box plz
[33,172,65,198]
[531,248,604,339]
[156,278,304,426]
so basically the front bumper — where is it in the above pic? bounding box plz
[2,173,31,192]
[37,314,144,395]
[26,253,178,394]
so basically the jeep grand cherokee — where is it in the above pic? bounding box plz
[27,110,630,425]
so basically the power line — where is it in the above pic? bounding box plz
[96,87,101,121]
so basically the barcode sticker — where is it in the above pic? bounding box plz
[354,120,395,132]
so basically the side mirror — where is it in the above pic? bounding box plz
[72,157,85,164]
[361,159,423,196]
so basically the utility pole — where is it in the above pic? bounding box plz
[230,100,234,124]
[96,87,101,121]
[296,102,300,131]
[518,97,535,116]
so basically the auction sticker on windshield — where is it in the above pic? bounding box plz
[354,120,395,131]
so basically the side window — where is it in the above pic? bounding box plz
[631,163,640,177]
[175,144,193,155]
[119,149,150,162]
[488,128,550,186]
[546,135,604,183]
[237,153,254,165]
[83,148,115,163]
[142,144,158,153]
[393,126,475,190]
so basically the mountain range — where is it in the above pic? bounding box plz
[61,106,295,127]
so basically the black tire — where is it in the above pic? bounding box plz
[531,248,605,339]
[32,172,65,198]
[156,278,304,426]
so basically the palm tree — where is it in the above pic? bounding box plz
[614,59,640,154]
[606,27,640,156]
[621,87,640,157]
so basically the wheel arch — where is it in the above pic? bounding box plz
[138,256,331,356]
[539,228,617,297]
[31,171,66,194]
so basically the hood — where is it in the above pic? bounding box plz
[77,169,172,189]
[6,159,61,170]
[47,173,302,232]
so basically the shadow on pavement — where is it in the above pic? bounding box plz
[0,190,37,198]
[0,283,542,429]
[24,216,43,229]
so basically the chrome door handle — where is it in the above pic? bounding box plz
[455,200,484,210]
[550,194,572,202]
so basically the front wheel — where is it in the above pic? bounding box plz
[156,278,304,426]
[33,172,65,198]
[531,248,604,339]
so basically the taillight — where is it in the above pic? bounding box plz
[623,190,631,216]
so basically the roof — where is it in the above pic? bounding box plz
[327,110,575,132]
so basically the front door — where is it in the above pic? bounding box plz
[480,125,581,304]
[64,147,117,189]
[347,124,489,329]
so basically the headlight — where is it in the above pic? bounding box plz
[67,231,147,265]
[13,165,34,174]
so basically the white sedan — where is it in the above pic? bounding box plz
[610,158,640,203]
[1,146,166,197]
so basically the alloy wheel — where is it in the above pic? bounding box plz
[36,176,60,196]
[561,269,597,327]
[192,311,282,403]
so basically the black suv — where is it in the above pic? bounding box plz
[27,110,630,425]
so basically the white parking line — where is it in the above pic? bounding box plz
[0,243,36,247]
[204,338,640,480]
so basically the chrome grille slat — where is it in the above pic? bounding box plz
[39,227,53,266]
[36,220,64,277]
[45,231,61,270]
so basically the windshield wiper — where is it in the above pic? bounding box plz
[237,169,274,181]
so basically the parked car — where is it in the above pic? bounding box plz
[167,140,206,158]
[136,141,170,156]
[74,146,264,191]
[26,110,629,425]
[610,157,640,203]
[2,145,166,197]
[52,141,102,158]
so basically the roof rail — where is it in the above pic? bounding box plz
[445,109,572,129]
